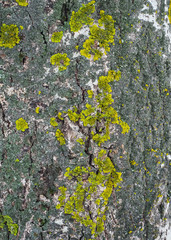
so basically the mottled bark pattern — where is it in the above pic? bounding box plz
[0,0,170,239]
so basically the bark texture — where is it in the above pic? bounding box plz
[0,0,171,239]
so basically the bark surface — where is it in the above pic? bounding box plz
[0,0,171,239]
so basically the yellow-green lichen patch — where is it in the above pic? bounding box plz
[35,107,40,114]
[80,10,115,61]
[80,39,103,60]
[57,112,64,120]
[0,215,18,236]
[15,118,29,132]
[76,138,85,145]
[50,117,58,127]
[56,151,122,237]
[53,1,130,238]
[55,129,65,145]
[69,1,95,32]
[51,31,63,43]
[63,69,129,146]
[15,0,28,7]
[118,118,130,134]
[56,186,67,209]
[91,124,110,147]
[50,53,70,71]
[0,24,21,48]
[87,90,94,98]
[169,0,171,24]
[67,108,80,122]
[130,160,138,166]
[96,93,114,110]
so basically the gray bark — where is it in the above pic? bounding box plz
[0,0,171,239]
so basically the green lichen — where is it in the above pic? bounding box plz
[76,138,85,145]
[51,31,63,43]
[80,39,103,60]
[0,24,21,48]
[68,108,80,122]
[87,90,94,98]
[82,104,95,116]
[91,123,110,146]
[69,1,95,32]
[57,68,129,147]
[55,129,65,145]
[0,215,18,236]
[56,186,67,209]
[57,112,64,120]
[50,117,58,127]
[169,0,171,24]
[80,104,96,127]
[57,150,122,237]
[15,118,29,132]
[50,53,70,71]
[54,73,129,234]
[80,10,115,61]
[118,118,130,134]
[35,107,40,114]
[98,70,121,94]
[54,1,130,238]
[15,0,28,7]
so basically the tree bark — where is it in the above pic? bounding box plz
[0,0,170,239]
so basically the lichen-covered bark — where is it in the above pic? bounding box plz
[0,0,170,239]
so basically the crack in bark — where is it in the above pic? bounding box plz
[79,228,84,240]
[39,231,44,240]
[0,103,9,165]
[25,10,34,27]
[0,102,10,130]
[84,127,94,167]
[104,226,109,240]
[40,31,48,52]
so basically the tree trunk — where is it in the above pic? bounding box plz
[0,0,170,239]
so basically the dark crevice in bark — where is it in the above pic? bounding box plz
[40,31,48,52]
[0,102,8,166]
[1,148,6,166]
[79,228,84,240]
[25,10,34,27]
[61,2,69,25]
[9,75,13,86]
[84,127,94,167]
[39,231,44,240]
[103,144,115,151]
[0,102,10,129]
[7,230,10,240]
[104,226,109,240]
[60,0,75,25]
[1,125,5,138]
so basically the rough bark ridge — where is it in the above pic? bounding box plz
[0,0,171,239]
